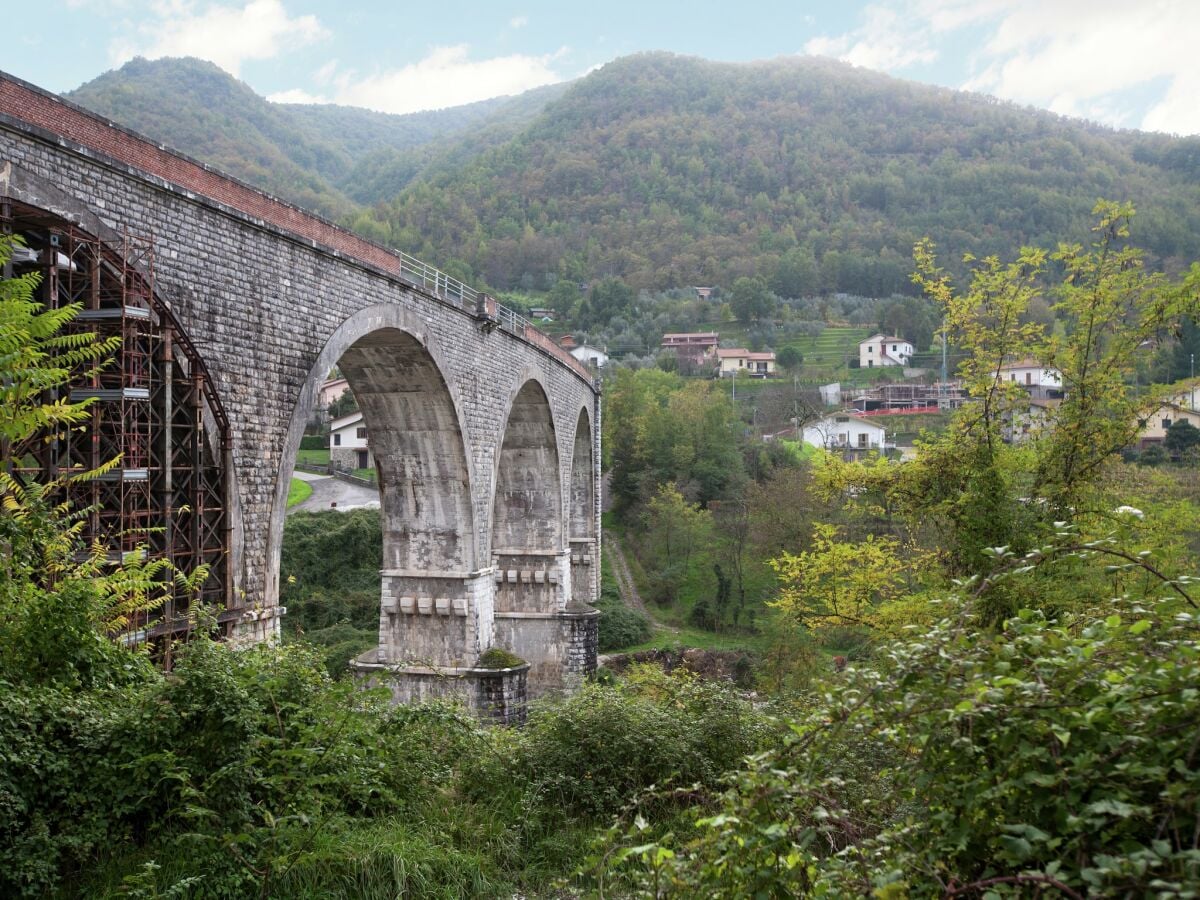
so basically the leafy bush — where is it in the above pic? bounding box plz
[280,508,382,633]
[595,593,652,651]
[601,599,1200,897]
[299,434,326,451]
[510,670,764,819]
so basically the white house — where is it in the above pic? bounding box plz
[858,334,913,368]
[329,411,373,471]
[997,358,1063,395]
[802,413,891,453]
[570,344,609,369]
[716,348,776,377]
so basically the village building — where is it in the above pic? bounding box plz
[802,412,892,455]
[661,331,720,364]
[858,334,914,368]
[1136,402,1200,449]
[716,348,776,377]
[329,411,373,471]
[319,375,349,408]
[1168,379,1200,411]
[570,344,609,369]
[997,358,1064,399]
[1005,397,1062,444]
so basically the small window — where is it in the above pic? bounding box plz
[1010,373,1016,382]
[334,433,341,446]
[858,433,868,447]
[867,346,873,353]
[892,344,897,352]
[1163,419,1172,429]
[835,416,850,423]
[1026,372,1032,385]
[1138,419,1147,427]
[356,427,367,439]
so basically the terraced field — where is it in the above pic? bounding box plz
[692,322,890,384]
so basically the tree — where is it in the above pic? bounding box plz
[1165,419,1200,457]
[775,345,803,373]
[771,247,818,298]
[641,482,712,605]
[730,276,774,324]
[769,523,905,630]
[328,387,359,420]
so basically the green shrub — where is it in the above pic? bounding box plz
[299,434,326,451]
[603,601,1200,897]
[280,508,382,633]
[477,647,525,669]
[595,594,652,650]
[512,671,763,819]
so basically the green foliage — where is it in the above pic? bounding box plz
[641,483,713,605]
[1166,419,1200,455]
[594,565,652,651]
[298,434,326,451]
[477,647,525,669]
[598,596,1200,897]
[604,368,745,515]
[775,344,803,371]
[286,476,313,508]
[508,671,765,819]
[0,235,120,452]
[280,508,382,633]
[769,522,907,631]
[730,276,774,324]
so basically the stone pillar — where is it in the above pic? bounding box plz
[376,568,494,668]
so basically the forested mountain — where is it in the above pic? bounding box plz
[67,57,565,220]
[368,53,1200,293]
[66,53,1200,297]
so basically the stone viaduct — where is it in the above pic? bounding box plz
[0,72,601,720]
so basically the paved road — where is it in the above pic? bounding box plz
[289,470,379,515]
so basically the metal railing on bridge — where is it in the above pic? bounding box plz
[393,250,596,385]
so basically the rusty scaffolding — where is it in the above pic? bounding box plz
[2,200,235,660]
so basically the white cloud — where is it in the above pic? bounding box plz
[312,45,565,115]
[110,0,327,76]
[509,15,528,29]
[267,87,328,104]
[802,2,944,71]
[804,0,1200,135]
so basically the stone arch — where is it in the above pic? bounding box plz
[491,378,564,556]
[490,378,566,620]
[267,304,476,612]
[568,406,598,603]
[569,406,595,542]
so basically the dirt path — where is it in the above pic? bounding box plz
[603,528,647,614]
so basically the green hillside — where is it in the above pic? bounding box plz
[366,53,1200,293]
[64,53,1200,303]
[66,57,565,220]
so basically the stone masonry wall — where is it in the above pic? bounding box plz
[0,73,601,694]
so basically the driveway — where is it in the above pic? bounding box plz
[289,470,380,515]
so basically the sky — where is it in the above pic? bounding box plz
[9,0,1200,135]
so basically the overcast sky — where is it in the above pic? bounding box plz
[11,0,1200,135]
